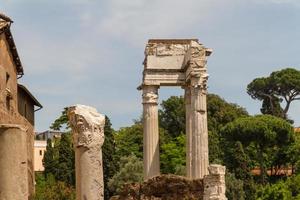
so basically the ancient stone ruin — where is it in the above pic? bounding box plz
[68,105,105,200]
[111,165,226,200]
[135,39,227,200]
[138,39,212,180]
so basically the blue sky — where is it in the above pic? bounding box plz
[2,0,300,131]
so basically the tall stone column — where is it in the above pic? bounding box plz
[68,105,105,200]
[190,73,209,179]
[0,124,28,200]
[184,86,192,178]
[142,85,160,180]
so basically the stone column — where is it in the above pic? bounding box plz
[190,73,209,179]
[142,85,160,180]
[184,86,192,178]
[68,105,105,200]
[203,165,227,200]
[0,124,28,200]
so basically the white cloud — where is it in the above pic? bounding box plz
[81,0,233,46]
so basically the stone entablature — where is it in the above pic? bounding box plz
[140,39,212,87]
[139,39,212,180]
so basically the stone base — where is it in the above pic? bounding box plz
[111,164,227,200]
[203,165,227,200]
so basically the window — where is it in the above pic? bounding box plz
[39,150,42,156]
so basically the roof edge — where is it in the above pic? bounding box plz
[18,84,42,109]
[0,13,24,75]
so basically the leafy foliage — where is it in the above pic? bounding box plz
[222,115,294,183]
[50,107,69,130]
[43,139,58,179]
[103,116,118,199]
[56,133,75,186]
[34,173,75,200]
[247,68,300,121]
[160,133,186,174]
[255,174,300,200]
[159,96,185,137]
[114,123,144,159]
[225,172,245,200]
[108,154,143,194]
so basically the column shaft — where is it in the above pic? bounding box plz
[142,85,160,180]
[0,125,28,200]
[191,77,209,179]
[184,87,192,178]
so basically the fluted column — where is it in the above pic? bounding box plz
[142,85,160,180]
[190,74,209,179]
[184,86,192,178]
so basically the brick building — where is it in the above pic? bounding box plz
[0,13,42,199]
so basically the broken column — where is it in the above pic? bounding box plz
[203,165,227,200]
[0,124,28,200]
[68,105,105,200]
[142,85,160,180]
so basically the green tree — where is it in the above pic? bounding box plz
[158,94,248,163]
[207,94,248,163]
[222,115,294,184]
[114,123,144,159]
[103,116,118,199]
[159,96,185,137]
[50,107,69,130]
[34,173,75,200]
[247,68,300,120]
[108,155,143,194]
[286,132,300,174]
[255,174,300,200]
[43,139,58,178]
[56,133,75,186]
[225,172,245,200]
[255,181,292,200]
[160,133,186,174]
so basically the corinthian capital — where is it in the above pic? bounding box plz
[67,105,105,148]
[190,72,209,93]
[142,85,159,104]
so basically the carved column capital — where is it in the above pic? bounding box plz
[68,105,105,149]
[142,85,159,104]
[190,72,209,94]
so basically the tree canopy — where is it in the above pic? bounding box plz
[247,68,300,120]
[222,115,294,183]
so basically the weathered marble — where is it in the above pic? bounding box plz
[203,165,227,200]
[142,85,160,180]
[68,105,105,200]
[139,39,212,180]
[184,86,192,178]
